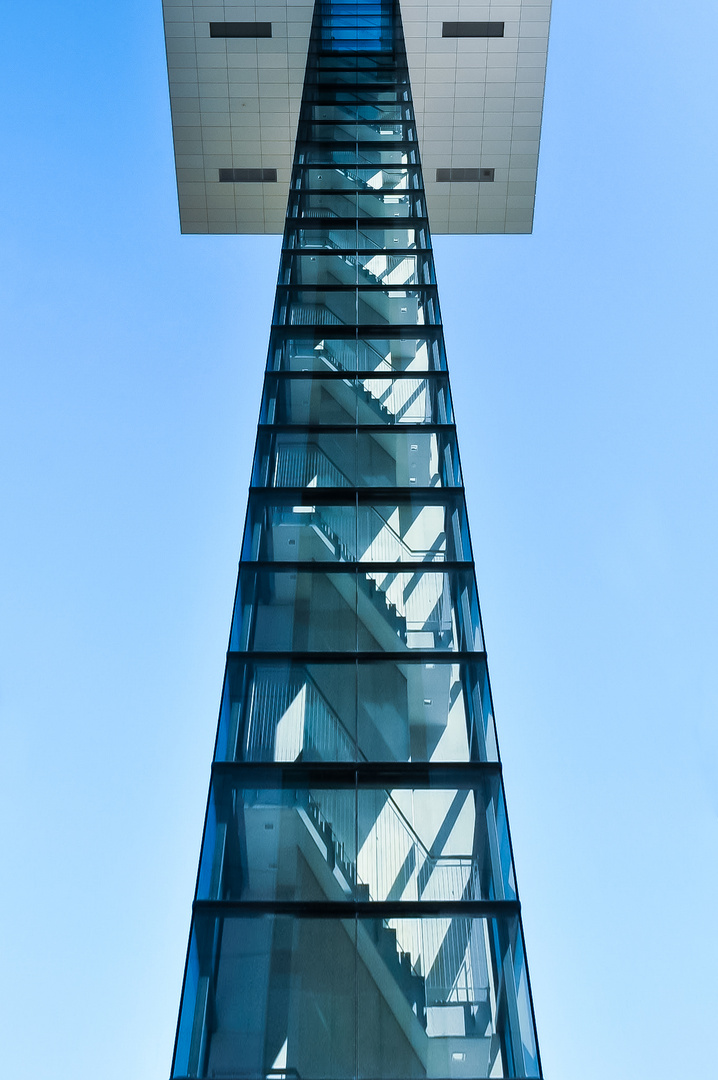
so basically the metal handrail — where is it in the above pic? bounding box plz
[243,668,488,1003]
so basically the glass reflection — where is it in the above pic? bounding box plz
[260,373,451,425]
[215,659,498,765]
[268,334,446,374]
[172,914,538,1080]
[253,429,461,488]
[274,286,438,327]
[355,659,495,762]
[173,916,357,1080]
[241,494,469,563]
[195,776,515,906]
[229,567,480,653]
[281,253,431,288]
[217,660,358,763]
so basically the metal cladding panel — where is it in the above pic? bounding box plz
[162,0,313,235]
[162,1,550,235]
[402,1,551,234]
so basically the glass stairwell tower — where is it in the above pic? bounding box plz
[169,2,543,1078]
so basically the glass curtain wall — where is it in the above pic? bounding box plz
[171,3,542,1078]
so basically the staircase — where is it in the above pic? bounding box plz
[272,442,352,487]
[317,337,432,424]
[242,668,490,1034]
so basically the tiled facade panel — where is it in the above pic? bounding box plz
[163,0,550,233]
[402,1,550,232]
[163,0,313,233]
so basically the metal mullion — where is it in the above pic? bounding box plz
[193,899,521,919]
[255,422,456,433]
[267,321,439,339]
[245,486,466,502]
[276,283,439,294]
[240,559,473,573]
[212,761,503,788]
[226,651,488,664]
[261,369,449,381]
[296,139,417,152]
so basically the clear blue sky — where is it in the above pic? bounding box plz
[1,2,717,1078]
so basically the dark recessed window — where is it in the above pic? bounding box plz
[436,168,495,183]
[209,22,272,38]
[442,22,505,38]
[219,168,278,183]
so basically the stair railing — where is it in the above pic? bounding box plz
[319,338,430,418]
[359,506,445,563]
[242,668,488,1006]
[272,443,353,488]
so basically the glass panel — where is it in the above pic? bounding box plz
[172,927,201,1079]
[339,57,401,67]
[357,498,466,561]
[357,252,431,285]
[197,779,357,902]
[253,431,357,487]
[298,168,366,193]
[310,104,404,123]
[230,568,358,652]
[357,192,423,218]
[229,567,480,654]
[260,374,451,425]
[353,373,450,423]
[241,495,468,564]
[356,659,496,763]
[217,659,358,763]
[276,287,358,327]
[290,190,425,221]
[356,224,427,248]
[173,914,538,1080]
[299,146,418,166]
[242,499,357,561]
[356,915,536,1079]
[285,226,358,249]
[357,786,490,902]
[292,190,359,219]
[283,254,357,287]
[316,53,400,72]
[281,253,431,288]
[253,428,460,488]
[308,122,413,142]
[356,288,438,325]
[173,915,357,1080]
[260,376,356,425]
[269,333,346,373]
[357,567,480,652]
[355,429,460,486]
[305,91,406,106]
[267,335,446,374]
[276,283,439,325]
[300,166,418,191]
[195,776,515,906]
[354,335,445,373]
[513,932,541,1076]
